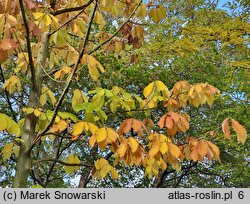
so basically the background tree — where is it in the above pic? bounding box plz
[0,0,248,188]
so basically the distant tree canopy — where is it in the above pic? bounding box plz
[0,0,249,188]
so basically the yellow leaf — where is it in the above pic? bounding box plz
[87,55,105,81]
[44,14,52,26]
[106,128,118,143]
[94,158,109,170]
[168,143,180,159]
[2,143,13,161]
[148,142,160,158]
[72,122,84,136]
[57,120,68,132]
[3,75,21,93]
[110,168,119,179]
[159,142,168,154]
[143,81,154,98]
[0,114,8,132]
[0,113,20,136]
[231,119,247,144]
[128,137,139,153]
[190,149,199,161]
[34,109,41,117]
[33,12,44,20]
[156,80,167,91]
[22,107,34,114]
[222,118,231,140]
[72,89,88,112]
[96,128,107,143]
[64,154,81,175]
[94,11,106,29]
[89,134,96,147]
[99,165,111,178]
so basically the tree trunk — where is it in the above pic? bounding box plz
[13,33,49,187]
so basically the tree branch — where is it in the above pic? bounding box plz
[35,158,93,167]
[88,0,143,55]
[18,0,35,86]
[174,161,197,188]
[53,0,95,16]
[50,9,85,37]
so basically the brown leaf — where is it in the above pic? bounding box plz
[231,119,247,144]
[222,118,231,140]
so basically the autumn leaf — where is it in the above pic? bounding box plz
[168,143,181,159]
[93,158,119,179]
[128,137,139,153]
[64,154,81,175]
[3,75,21,93]
[148,4,166,23]
[0,113,20,136]
[118,118,145,137]
[117,139,128,157]
[2,143,14,161]
[0,38,16,50]
[222,118,231,140]
[208,142,220,162]
[231,119,247,144]
[72,121,98,137]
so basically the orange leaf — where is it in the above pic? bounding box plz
[208,142,220,162]
[165,116,174,129]
[222,118,231,140]
[158,114,167,128]
[0,38,17,51]
[231,119,247,144]
[197,140,208,158]
[190,149,199,161]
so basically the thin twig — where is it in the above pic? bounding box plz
[53,0,95,16]
[50,9,86,37]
